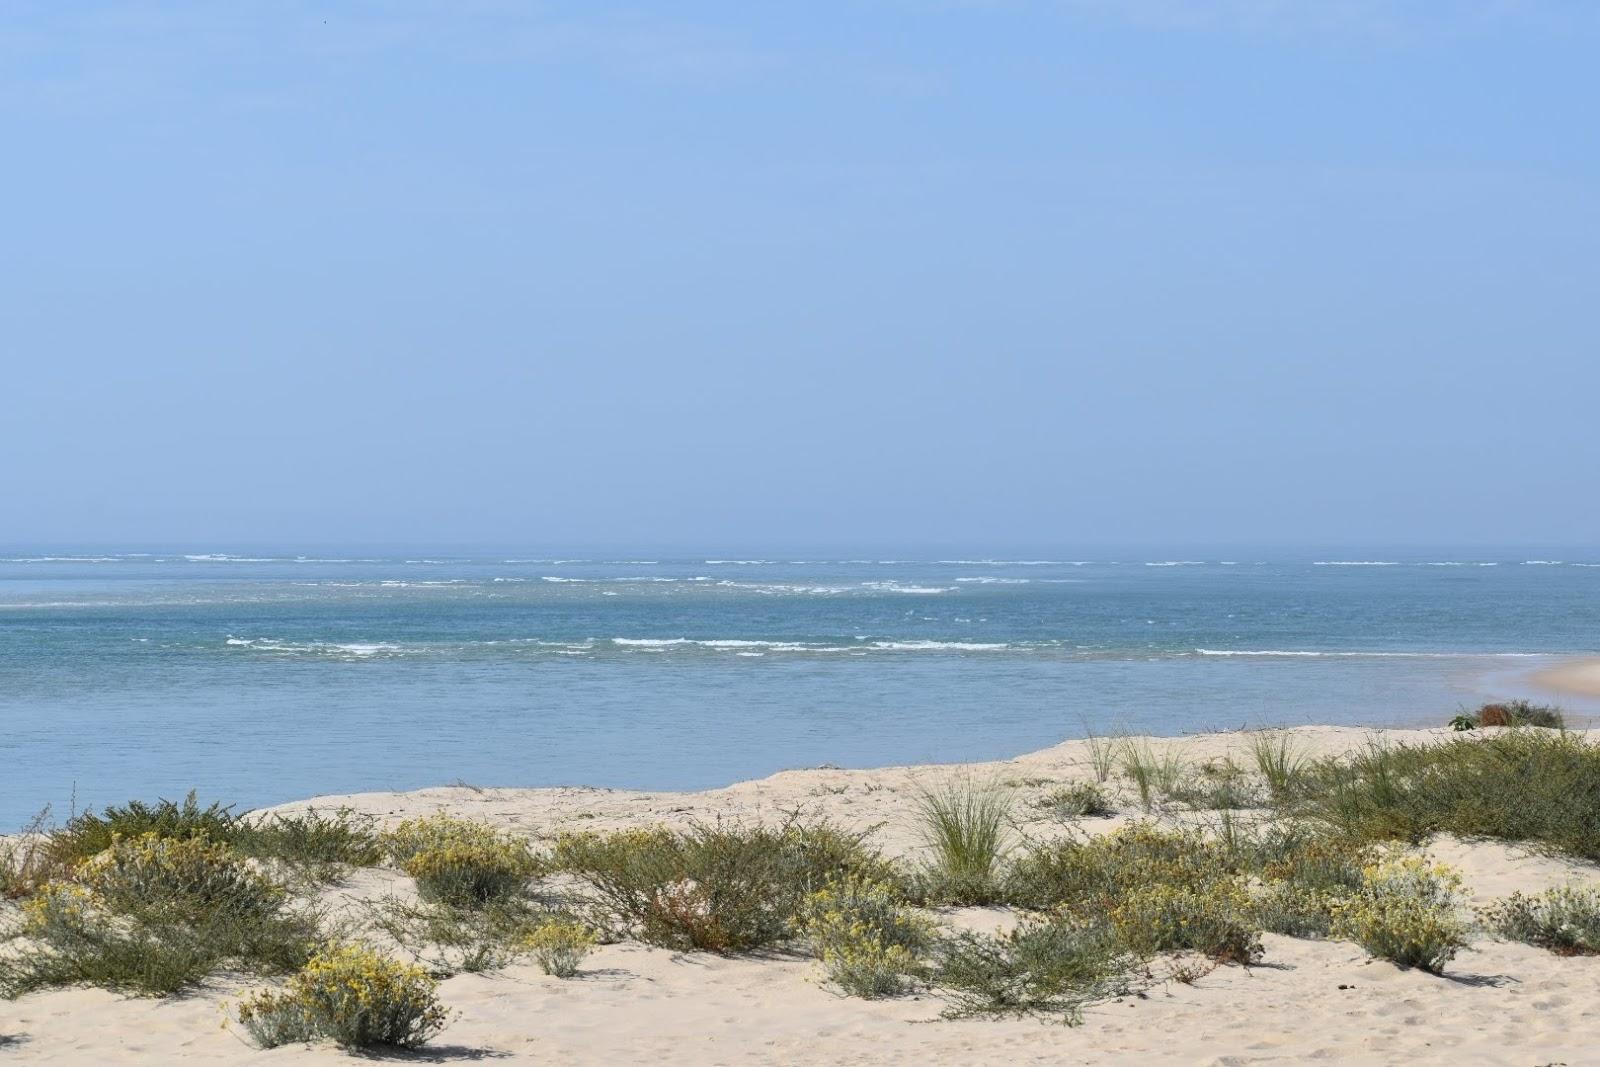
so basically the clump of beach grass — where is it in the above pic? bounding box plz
[234,808,384,883]
[1479,883,1600,955]
[1249,731,1308,799]
[47,792,238,866]
[911,777,1015,905]
[1118,741,1187,812]
[0,810,65,899]
[233,943,450,1050]
[1471,700,1565,729]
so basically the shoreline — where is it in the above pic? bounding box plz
[7,723,1600,1065]
[1529,655,1600,699]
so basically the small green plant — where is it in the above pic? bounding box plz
[1479,883,1600,955]
[368,896,550,975]
[1331,855,1469,974]
[1109,880,1262,963]
[523,921,597,977]
[1036,782,1113,819]
[1248,731,1307,798]
[800,874,930,998]
[933,915,1136,1020]
[911,778,1014,905]
[234,943,450,1049]
[1249,881,1345,938]
[0,810,64,899]
[1448,714,1477,732]
[1006,823,1233,914]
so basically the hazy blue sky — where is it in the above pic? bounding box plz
[3,2,1596,550]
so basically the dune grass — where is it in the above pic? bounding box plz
[911,778,1015,905]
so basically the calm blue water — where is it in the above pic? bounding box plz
[2,551,1598,828]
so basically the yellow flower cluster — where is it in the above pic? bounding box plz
[1109,879,1262,963]
[1331,855,1468,973]
[235,943,449,1049]
[521,920,596,977]
[381,813,507,865]
[800,874,929,998]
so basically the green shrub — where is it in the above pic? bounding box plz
[369,896,551,976]
[234,809,383,880]
[912,778,1014,905]
[1331,855,1469,974]
[551,817,887,952]
[2,834,318,996]
[404,840,538,908]
[800,874,931,998]
[49,792,238,865]
[933,915,1136,1020]
[523,921,596,978]
[1479,883,1600,955]
[1296,731,1600,860]
[1250,881,1345,938]
[1006,823,1233,913]
[1474,700,1564,729]
[1109,880,1262,963]
[235,944,449,1049]
[1,811,64,899]
[1036,782,1113,819]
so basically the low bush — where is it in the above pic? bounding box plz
[1479,883,1600,955]
[0,811,64,899]
[1036,782,1113,819]
[1296,731,1600,860]
[404,839,539,908]
[1250,881,1345,938]
[369,896,552,975]
[234,809,384,881]
[1331,855,1469,974]
[1109,881,1262,964]
[235,943,449,1050]
[48,793,237,866]
[551,817,888,952]
[800,874,931,998]
[912,778,1014,905]
[1006,823,1234,914]
[1474,700,1564,729]
[2,834,318,997]
[381,813,508,867]
[523,921,596,978]
[933,915,1136,1021]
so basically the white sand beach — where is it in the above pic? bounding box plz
[4,725,1600,1065]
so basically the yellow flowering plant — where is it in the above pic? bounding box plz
[1331,855,1469,974]
[234,943,450,1049]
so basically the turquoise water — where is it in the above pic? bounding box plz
[2,551,1597,827]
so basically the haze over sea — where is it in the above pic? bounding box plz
[2,549,1597,827]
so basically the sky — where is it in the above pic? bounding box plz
[2,1,1597,551]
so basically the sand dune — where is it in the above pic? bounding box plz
[4,725,1600,1065]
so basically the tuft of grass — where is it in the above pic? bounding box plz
[911,778,1014,905]
[551,816,889,952]
[1479,883,1600,955]
[1330,855,1469,974]
[1035,782,1113,819]
[1006,823,1234,914]
[932,916,1137,1021]
[1082,725,1117,784]
[368,897,552,976]
[1118,742,1187,812]
[234,943,449,1050]
[1249,731,1308,799]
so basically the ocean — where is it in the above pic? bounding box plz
[1,551,1596,827]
